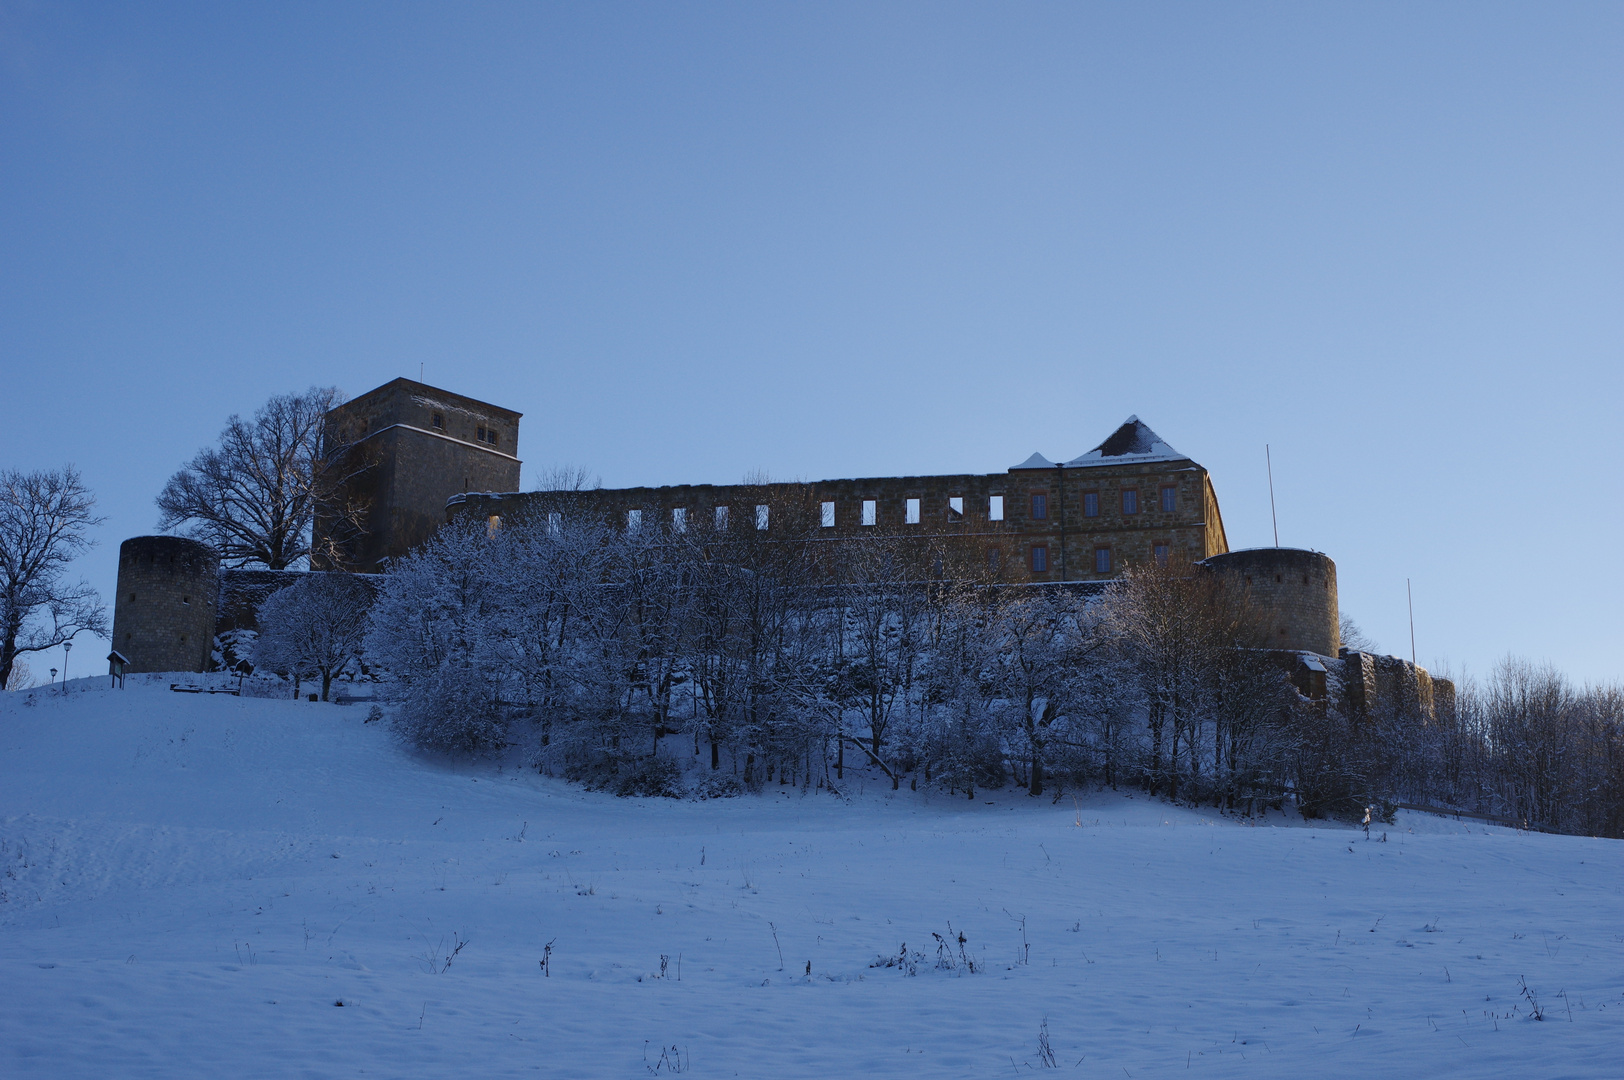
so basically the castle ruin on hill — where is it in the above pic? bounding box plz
[110,377,1452,718]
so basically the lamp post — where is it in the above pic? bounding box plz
[49,668,57,690]
[62,640,72,694]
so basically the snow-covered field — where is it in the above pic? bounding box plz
[2,681,1620,1078]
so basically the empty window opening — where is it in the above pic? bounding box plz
[1153,542,1170,565]
[1160,486,1176,512]
[477,426,487,442]
[128,593,136,603]
[432,413,444,430]
[487,515,501,537]
[627,509,642,533]
[1094,546,1112,574]
[181,596,190,605]
[755,504,770,531]
[1030,493,1047,520]
[948,496,964,520]
[672,508,687,532]
[715,505,729,531]
[821,501,836,528]
[905,498,921,524]
[1030,545,1048,573]
[989,495,1004,521]
[547,512,561,536]
[861,499,876,526]
[1121,489,1139,514]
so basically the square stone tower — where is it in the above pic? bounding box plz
[314,378,521,571]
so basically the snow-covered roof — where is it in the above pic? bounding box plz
[1008,416,1189,471]
[1064,416,1185,467]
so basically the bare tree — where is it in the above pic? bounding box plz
[4,656,33,691]
[156,387,365,569]
[253,573,375,701]
[531,464,602,492]
[0,466,108,691]
[1339,614,1378,654]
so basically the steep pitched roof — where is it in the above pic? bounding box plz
[1064,416,1185,467]
[1008,416,1189,472]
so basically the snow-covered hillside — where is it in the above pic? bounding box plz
[2,682,1619,1078]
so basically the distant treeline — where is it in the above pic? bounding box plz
[252,513,1624,838]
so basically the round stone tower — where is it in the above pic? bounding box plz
[111,536,220,674]
[1204,547,1339,657]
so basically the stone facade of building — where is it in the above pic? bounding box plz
[314,378,522,572]
[1205,547,1340,657]
[110,536,219,674]
[449,416,1229,586]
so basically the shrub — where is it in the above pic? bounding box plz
[612,757,684,799]
[691,774,745,800]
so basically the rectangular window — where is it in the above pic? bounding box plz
[1030,493,1047,520]
[1094,546,1112,574]
[715,505,728,531]
[948,496,964,520]
[672,507,687,533]
[906,498,920,524]
[547,511,561,536]
[477,426,486,442]
[821,501,835,528]
[1122,489,1139,514]
[1030,544,1048,573]
[1153,542,1170,565]
[487,514,501,537]
[1082,491,1099,517]
[626,509,642,533]
[989,495,1004,521]
[1161,485,1176,512]
[488,430,498,447]
[861,499,876,526]
[755,504,769,531]
[431,413,444,429]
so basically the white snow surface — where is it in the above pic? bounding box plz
[3,683,1620,1078]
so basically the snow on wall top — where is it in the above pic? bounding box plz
[1009,417,1188,471]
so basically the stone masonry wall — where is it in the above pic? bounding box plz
[1205,548,1339,657]
[317,379,522,571]
[111,536,219,674]
[452,457,1224,584]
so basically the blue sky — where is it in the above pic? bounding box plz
[3,2,1620,684]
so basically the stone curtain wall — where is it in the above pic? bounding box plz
[452,457,1223,585]
[111,536,219,674]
